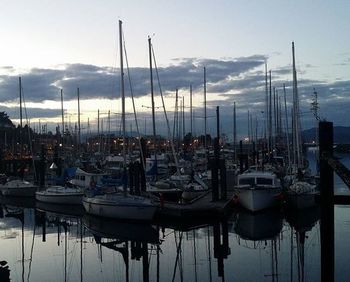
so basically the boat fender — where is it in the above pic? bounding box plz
[233,195,239,204]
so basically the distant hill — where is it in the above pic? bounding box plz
[302,126,350,143]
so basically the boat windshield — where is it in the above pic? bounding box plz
[239,178,255,186]
[256,177,273,185]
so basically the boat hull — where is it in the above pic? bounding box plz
[36,191,84,205]
[36,201,85,217]
[83,195,157,221]
[236,188,281,212]
[0,180,38,197]
[0,186,37,197]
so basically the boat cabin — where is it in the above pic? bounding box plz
[237,172,279,188]
[70,168,107,188]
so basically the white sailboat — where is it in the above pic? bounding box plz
[0,179,38,197]
[83,193,157,220]
[35,185,84,205]
[284,42,318,209]
[0,77,38,197]
[83,20,157,221]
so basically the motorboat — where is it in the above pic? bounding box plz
[235,171,282,212]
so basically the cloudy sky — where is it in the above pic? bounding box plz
[0,0,349,139]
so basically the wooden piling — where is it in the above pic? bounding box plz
[134,162,141,196]
[210,158,219,201]
[39,145,46,188]
[219,159,227,200]
[129,163,134,195]
[319,121,334,282]
[239,140,244,173]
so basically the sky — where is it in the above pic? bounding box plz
[0,0,349,139]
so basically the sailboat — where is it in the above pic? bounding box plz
[83,20,158,221]
[0,77,38,197]
[35,185,84,205]
[0,179,38,197]
[35,89,84,205]
[284,42,318,209]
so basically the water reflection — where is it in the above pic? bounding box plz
[285,207,320,282]
[0,195,324,282]
[233,209,283,241]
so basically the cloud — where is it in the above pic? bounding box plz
[1,104,61,120]
[0,55,349,137]
[0,55,267,103]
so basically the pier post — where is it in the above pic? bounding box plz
[219,159,227,200]
[0,150,3,173]
[39,145,46,188]
[239,140,244,173]
[252,141,256,165]
[319,121,334,282]
[210,158,219,201]
[134,162,140,196]
[140,162,146,192]
[129,163,135,195]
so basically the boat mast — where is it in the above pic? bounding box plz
[265,62,268,143]
[269,71,272,157]
[60,89,64,144]
[77,87,81,150]
[19,76,23,156]
[182,96,185,139]
[273,87,276,144]
[119,20,126,176]
[97,109,100,153]
[108,110,111,154]
[233,102,237,162]
[292,41,302,168]
[283,84,291,172]
[148,37,156,145]
[190,84,193,139]
[247,110,250,142]
[173,88,178,145]
[204,67,207,150]
[148,36,157,178]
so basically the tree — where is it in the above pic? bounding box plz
[0,112,14,128]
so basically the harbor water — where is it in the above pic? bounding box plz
[0,150,349,282]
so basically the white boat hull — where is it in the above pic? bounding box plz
[236,188,281,212]
[83,194,157,221]
[36,192,84,205]
[35,186,84,205]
